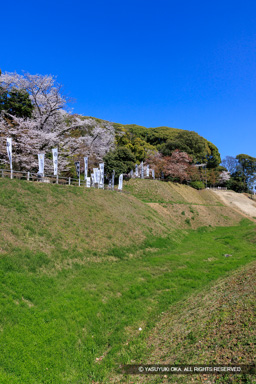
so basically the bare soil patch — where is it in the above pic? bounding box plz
[213,190,256,221]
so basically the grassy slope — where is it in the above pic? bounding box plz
[123,261,256,384]
[0,178,255,383]
[0,178,174,262]
[123,179,243,229]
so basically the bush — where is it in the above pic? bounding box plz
[103,147,136,177]
[190,181,205,190]
[226,177,247,193]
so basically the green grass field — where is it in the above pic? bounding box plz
[0,179,255,383]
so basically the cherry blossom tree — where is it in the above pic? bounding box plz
[218,170,231,185]
[145,150,193,182]
[164,150,192,182]
[145,152,166,178]
[0,71,68,131]
[0,71,115,175]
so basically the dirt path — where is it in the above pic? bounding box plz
[212,190,256,221]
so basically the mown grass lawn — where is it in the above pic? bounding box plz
[0,219,255,383]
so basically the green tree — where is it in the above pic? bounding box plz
[146,126,180,146]
[116,128,155,162]
[104,147,136,177]
[0,87,33,118]
[226,171,245,193]
[236,154,256,191]
[206,141,221,168]
[159,131,220,167]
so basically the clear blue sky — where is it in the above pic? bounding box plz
[1,0,255,159]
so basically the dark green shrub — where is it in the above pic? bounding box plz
[190,181,205,190]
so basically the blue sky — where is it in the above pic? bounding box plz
[1,0,256,159]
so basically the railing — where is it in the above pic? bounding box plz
[0,169,229,192]
[207,187,227,191]
[0,169,117,190]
